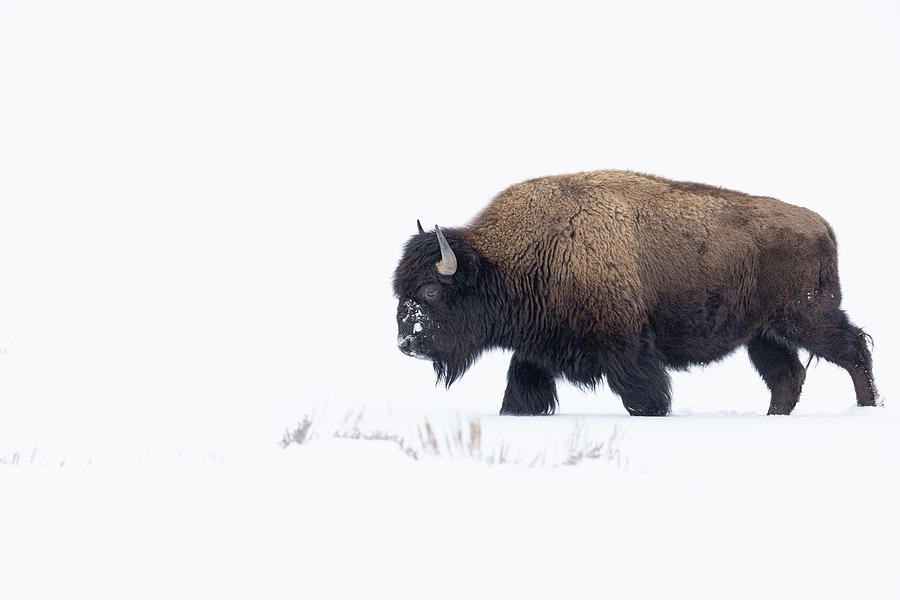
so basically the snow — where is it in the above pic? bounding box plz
[2,0,900,598]
[3,410,898,599]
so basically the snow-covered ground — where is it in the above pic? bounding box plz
[2,1,899,598]
[3,408,898,599]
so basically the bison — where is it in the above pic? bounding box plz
[393,170,878,416]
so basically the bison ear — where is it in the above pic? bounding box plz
[417,220,425,235]
[459,248,481,287]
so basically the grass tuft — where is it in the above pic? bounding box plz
[562,421,624,467]
[279,415,315,449]
[334,426,419,460]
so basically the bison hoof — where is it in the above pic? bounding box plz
[499,406,552,416]
[624,404,670,417]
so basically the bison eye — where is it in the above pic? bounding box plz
[420,283,441,301]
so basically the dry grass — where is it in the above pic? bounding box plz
[333,414,419,460]
[417,418,511,465]
[279,415,315,448]
[0,448,68,468]
[281,413,623,468]
[281,411,418,459]
[563,421,624,467]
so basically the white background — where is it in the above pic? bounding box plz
[3,3,900,599]
[1,1,898,456]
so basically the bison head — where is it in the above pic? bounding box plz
[393,221,490,386]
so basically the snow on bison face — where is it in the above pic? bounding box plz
[396,296,436,360]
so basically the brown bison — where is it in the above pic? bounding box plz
[393,170,878,416]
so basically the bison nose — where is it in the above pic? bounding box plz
[399,337,413,355]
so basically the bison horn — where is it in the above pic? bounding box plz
[434,225,457,276]
[417,220,426,235]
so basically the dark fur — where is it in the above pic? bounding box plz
[393,171,879,416]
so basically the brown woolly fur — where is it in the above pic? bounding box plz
[393,170,878,417]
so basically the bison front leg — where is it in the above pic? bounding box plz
[606,332,672,416]
[500,353,558,415]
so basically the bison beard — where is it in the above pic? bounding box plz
[393,171,879,416]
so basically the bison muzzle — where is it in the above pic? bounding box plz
[392,171,879,416]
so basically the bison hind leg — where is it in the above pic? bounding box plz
[500,353,558,416]
[747,336,806,415]
[791,309,879,408]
